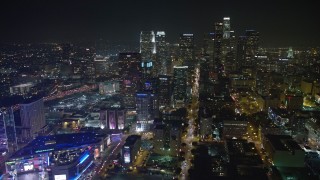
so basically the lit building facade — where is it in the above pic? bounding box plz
[0,108,17,153]
[118,52,142,109]
[140,31,156,62]
[179,34,194,69]
[155,31,168,75]
[19,98,46,141]
[136,91,157,131]
[157,75,172,109]
[100,108,126,130]
[172,66,188,107]
[121,135,141,165]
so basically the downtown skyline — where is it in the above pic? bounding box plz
[0,0,319,47]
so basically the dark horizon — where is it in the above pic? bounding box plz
[0,0,319,47]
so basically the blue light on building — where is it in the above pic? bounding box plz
[79,153,89,164]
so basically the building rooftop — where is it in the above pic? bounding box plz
[10,132,101,159]
[265,135,302,151]
[123,135,141,147]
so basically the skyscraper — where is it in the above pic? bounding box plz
[155,31,168,75]
[0,111,9,153]
[236,36,247,70]
[118,53,142,109]
[179,34,194,69]
[245,30,260,66]
[221,17,236,73]
[173,66,188,107]
[140,31,156,62]
[20,98,46,140]
[136,91,157,131]
[223,17,231,39]
[213,22,223,72]
[157,75,172,109]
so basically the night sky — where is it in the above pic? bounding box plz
[0,0,318,47]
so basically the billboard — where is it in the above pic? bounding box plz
[123,146,131,164]
[54,174,67,180]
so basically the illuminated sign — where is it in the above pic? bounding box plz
[24,163,34,171]
[54,174,67,180]
[35,148,54,153]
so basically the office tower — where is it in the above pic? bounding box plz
[156,31,168,75]
[153,121,181,156]
[1,108,17,152]
[223,17,231,39]
[236,36,247,70]
[0,111,9,153]
[172,66,188,107]
[140,31,156,62]
[157,75,172,109]
[222,31,237,73]
[94,55,108,77]
[118,52,142,109]
[20,98,46,140]
[213,22,223,72]
[136,91,157,132]
[179,34,194,69]
[245,30,260,66]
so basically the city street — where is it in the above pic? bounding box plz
[180,65,200,180]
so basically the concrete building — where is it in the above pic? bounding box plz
[223,120,248,139]
[136,91,157,132]
[153,121,181,156]
[263,135,305,167]
[19,98,46,141]
[122,135,141,165]
[9,83,33,95]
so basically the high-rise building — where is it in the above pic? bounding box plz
[93,55,109,77]
[220,17,237,73]
[245,30,260,66]
[223,17,231,39]
[179,34,194,69]
[19,98,46,140]
[153,121,181,156]
[140,31,156,62]
[156,31,168,75]
[1,108,18,153]
[118,53,142,109]
[136,91,157,131]
[236,36,247,70]
[157,75,172,109]
[0,111,9,153]
[213,22,223,72]
[173,66,188,106]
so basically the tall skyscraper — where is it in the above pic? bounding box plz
[213,22,223,72]
[20,98,46,140]
[140,31,156,79]
[140,31,156,62]
[221,17,236,73]
[236,36,247,70]
[157,75,172,109]
[223,17,231,39]
[2,108,17,152]
[118,53,142,109]
[0,111,9,153]
[136,91,157,132]
[172,66,188,107]
[155,31,168,75]
[245,30,260,66]
[179,34,194,69]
